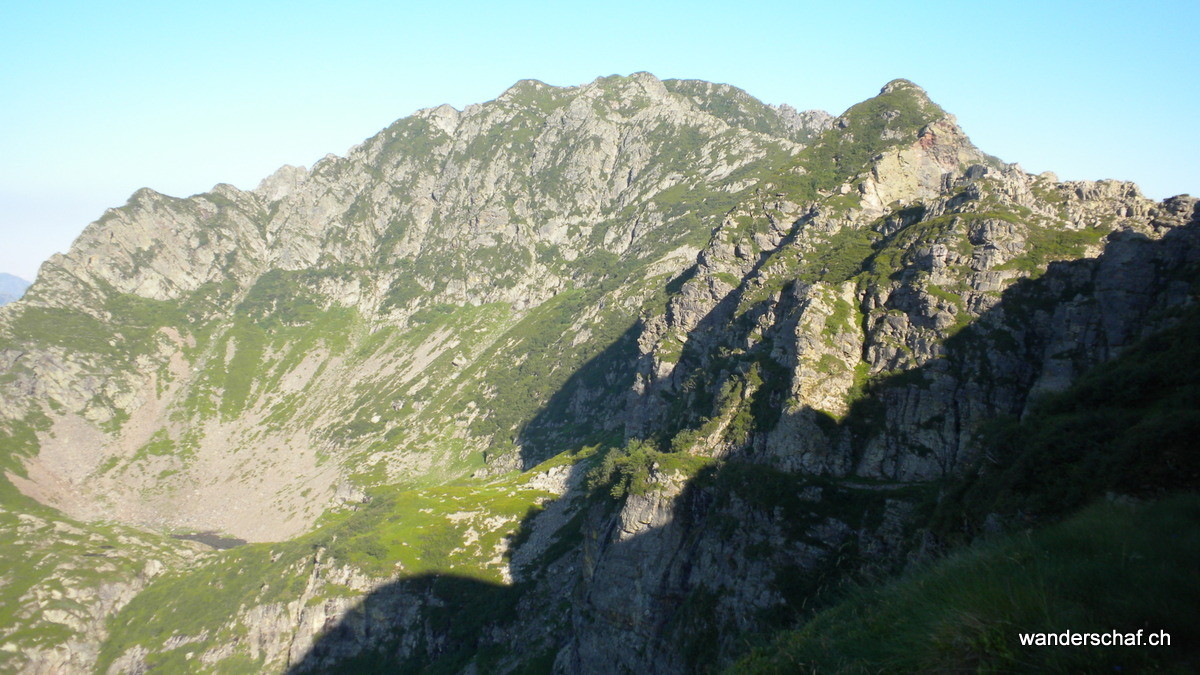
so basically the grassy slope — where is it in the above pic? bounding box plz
[736,496,1200,673]
[93,449,588,671]
[0,422,204,670]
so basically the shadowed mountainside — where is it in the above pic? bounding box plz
[289,214,1200,673]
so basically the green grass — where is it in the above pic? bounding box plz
[317,476,553,579]
[128,429,179,464]
[0,306,127,357]
[586,438,716,499]
[734,495,1200,673]
[96,462,562,669]
[795,225,880,287]
[0,281,195,364]
[181,297,358,423]
[0,448,203,673]
[712,272,742,288]
[823,297,859,336]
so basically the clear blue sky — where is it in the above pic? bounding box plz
[2,0,1197,281]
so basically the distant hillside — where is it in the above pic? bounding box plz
[0,274,29,306]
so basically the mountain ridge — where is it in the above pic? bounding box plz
[3,71,848,544]
[0,73,1195,673]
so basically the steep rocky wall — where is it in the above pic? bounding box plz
[539,200,1200,673]
[277,149,1199,675]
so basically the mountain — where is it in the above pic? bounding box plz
[0,273,29,306]
[0,73,1196,673]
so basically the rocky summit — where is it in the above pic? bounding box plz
[0,73,1197,673]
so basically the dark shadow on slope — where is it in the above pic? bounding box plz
[543,212,1200,671]
[513,319,643,469]
[513,265,703,470]
[735,495,1200,673]
[171,531,248,550]
[930,301,1200,538]
[286,572,526,674]
[293,208,1200,673]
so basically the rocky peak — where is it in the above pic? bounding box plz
[881,77,925,93]
[590,71,666,90]
[836,78,943,129]
[883,76,926,91]
[495,78,555,102]
[775,103,835,136]
[255,164,310,203]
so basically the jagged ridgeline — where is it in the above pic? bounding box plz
[0,72,842,542]
[0,73,1196,673]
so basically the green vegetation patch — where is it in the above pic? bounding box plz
[128,429,180,465]
[97,464,560,670]
[587,438,716,499]
[178,270,360,423]
[317,476,553,579]
[1,307,126,357]
[0,468,201,672]
[995,223,1108,276]
[823,297,859,336]
[735,496,1200,673]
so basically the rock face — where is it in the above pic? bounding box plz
[552,197,1200,671]
[0,74,1196,673]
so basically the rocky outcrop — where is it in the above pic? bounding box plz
[549,196,1199,672]
[0,503,208,674]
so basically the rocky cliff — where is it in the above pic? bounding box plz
[0,74,1195,673]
